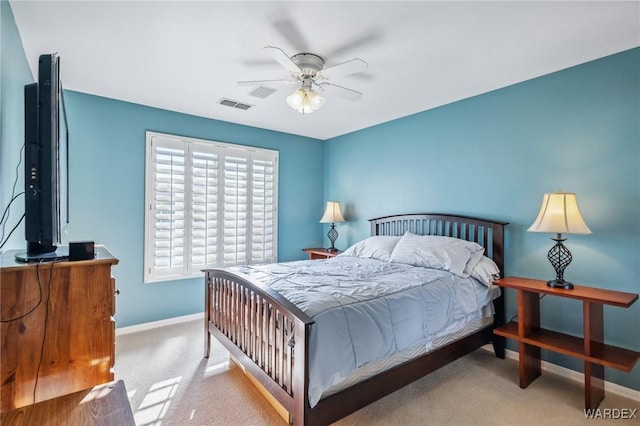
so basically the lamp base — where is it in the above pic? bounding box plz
[546,235,574,290]
[547,279,574,290]
[327,223,339,252]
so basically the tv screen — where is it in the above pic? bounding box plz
[16,53,69,262]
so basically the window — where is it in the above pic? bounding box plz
[144,131,278,282]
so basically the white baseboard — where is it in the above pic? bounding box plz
[116,312,204,336]
[482,345,640,401]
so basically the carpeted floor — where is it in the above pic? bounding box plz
[115,319,639,426]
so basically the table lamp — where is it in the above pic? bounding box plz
[528,191,591,289]
[319,201,345,251]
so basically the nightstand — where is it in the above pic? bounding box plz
[493,276,640,410]
[302,247,342,260]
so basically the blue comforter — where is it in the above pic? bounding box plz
[227,256,496,407]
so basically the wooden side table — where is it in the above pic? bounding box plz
[493,276,640,410]
[302,247,342,260]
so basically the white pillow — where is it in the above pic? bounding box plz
[388,232,484,277]
[339,236,402,261]
[463,248,485,277]
[470,255,501,287]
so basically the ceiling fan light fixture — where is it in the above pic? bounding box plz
[286,88,305,109]
[307,90,325,111]
[287,88,325,114]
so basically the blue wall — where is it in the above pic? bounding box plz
[62,92,324,327]
[325,48,640,391]
[1,0,34,248]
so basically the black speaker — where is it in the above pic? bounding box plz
[69,241,95,261]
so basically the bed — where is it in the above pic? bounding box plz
[204,213,508,425]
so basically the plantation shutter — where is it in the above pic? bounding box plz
[190,149,218,269]
[149,138,186,279]
[222,154,248,266]
[144,132,278,282]
[251,154,276,263]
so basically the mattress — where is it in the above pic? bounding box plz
[227,256,499,407]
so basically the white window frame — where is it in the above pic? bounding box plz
[144,131,278,283]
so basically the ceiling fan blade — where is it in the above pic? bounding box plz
[317,82,363,101]
[273,19,308,52]
[320,58,368,80]
[263,46,301,74]
[237,79,297,86]
[325,32,381,58]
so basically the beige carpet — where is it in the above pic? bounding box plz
[115,319,639,426]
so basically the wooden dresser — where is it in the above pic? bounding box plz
[0,246,119,412]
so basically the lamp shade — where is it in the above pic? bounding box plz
[528,191,591,234]
[319,201,345,223]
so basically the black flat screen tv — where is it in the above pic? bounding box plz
[15,53,69,262]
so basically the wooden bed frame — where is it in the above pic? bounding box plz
[204,213,508,425]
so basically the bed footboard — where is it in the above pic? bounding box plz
[204,268,314,425]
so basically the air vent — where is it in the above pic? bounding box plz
[218,98,253,110]
[248,86,277,99]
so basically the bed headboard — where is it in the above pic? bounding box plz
[369,213,508,275]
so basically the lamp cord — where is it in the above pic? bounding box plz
[508,294,546,323]
[32,259,57,404]
[0,257,43,323]
[0,143,25,247]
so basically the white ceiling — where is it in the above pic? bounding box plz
[10,1,640,140]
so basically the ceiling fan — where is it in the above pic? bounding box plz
[238,46,368,114]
